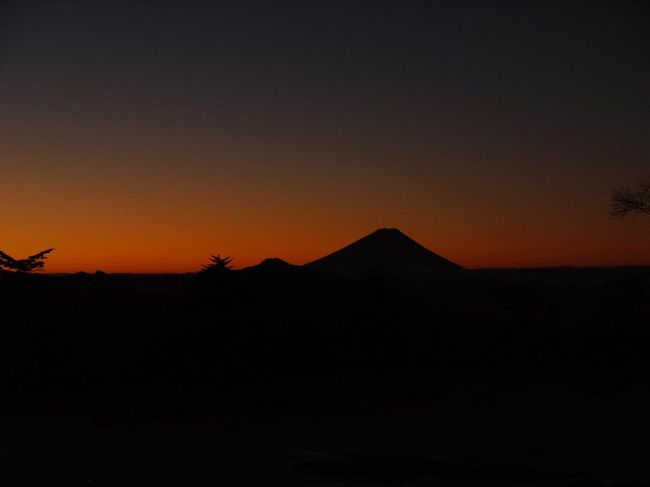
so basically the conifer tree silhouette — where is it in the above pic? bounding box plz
[199,255,233,274]
[197,254,234,286]
[0,248,54,274]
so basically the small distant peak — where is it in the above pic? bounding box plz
[242,257,300,274]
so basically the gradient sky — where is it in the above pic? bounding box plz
[1,0,649,272]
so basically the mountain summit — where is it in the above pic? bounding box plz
[305,228,462,275]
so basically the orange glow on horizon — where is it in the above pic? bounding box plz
[3,119,649,274]
[5,144,650,273]
[4,217,648,274]
[3,146,649,273]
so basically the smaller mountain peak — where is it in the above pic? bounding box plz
[241,257,297,274]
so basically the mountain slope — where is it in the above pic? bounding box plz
[305,228,462,275]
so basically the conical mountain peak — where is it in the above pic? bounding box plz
[369,227,406,237]
[305,228,461,275]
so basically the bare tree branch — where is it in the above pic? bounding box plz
[610,178,650,219]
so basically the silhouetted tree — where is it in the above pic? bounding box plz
[197,254,235,288]
[199,254,233,274]
[610,178,650,219]
[0,248,54,274]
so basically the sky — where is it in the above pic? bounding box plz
[1,0,649,272]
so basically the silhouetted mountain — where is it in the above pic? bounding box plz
[239,258,309,282]
[238,257,352,292]
[305,228,462,275]
[242,257,297,273]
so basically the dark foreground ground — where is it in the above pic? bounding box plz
[3,373,650,486]
[1,266,649,485]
